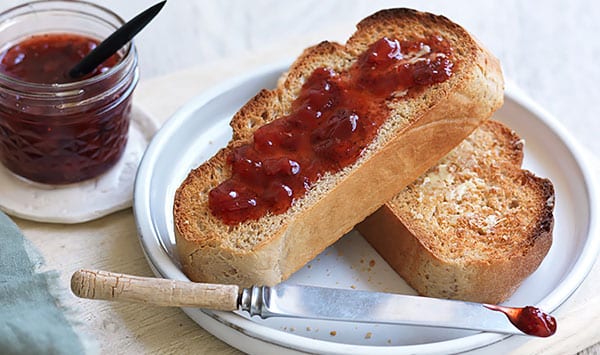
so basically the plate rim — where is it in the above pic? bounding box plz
[133,61,600,354]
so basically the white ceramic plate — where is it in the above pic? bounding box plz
[134,62,600,354]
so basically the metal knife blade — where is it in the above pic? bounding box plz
[240,284,524,335]
[72,269,551,336]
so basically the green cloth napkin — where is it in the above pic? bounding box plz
[0,211,85,355]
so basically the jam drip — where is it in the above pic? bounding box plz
[210,36,454,225]
[484,304,557,337]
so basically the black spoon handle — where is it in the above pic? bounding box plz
[69,1,166,79]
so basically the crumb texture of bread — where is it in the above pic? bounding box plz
[174,8,504,287]
[357,120,554,304]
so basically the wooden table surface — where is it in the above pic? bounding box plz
[3,0,600,354]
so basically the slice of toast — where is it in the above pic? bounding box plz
[174,9,504,287]
[357,120,554,304]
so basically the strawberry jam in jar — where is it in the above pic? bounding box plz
[0,1,139,184]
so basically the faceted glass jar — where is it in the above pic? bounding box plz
[0,0,139,184]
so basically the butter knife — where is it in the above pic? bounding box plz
[70,269,556,337]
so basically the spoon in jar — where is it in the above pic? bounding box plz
[68,1,166,79]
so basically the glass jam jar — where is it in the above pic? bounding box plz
[0,1,139,184]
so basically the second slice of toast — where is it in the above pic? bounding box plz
[357,120,554,304]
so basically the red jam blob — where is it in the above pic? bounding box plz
[0,33,130,185]
[484,304,557,337]
[0,33,119,84]
[209,36,454,225]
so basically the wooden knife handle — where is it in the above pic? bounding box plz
[70,269,239,310]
